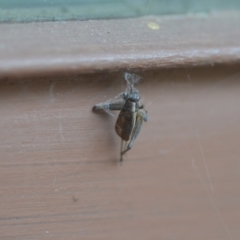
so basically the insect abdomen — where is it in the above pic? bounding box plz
[115,101,136,141]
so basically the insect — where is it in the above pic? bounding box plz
[93,73,148,161]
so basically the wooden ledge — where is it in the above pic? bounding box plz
[0,11,240,79]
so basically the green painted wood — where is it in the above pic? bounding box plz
[1,0,240,23]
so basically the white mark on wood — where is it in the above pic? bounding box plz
[55,187,63,192]
[195,163,233,240]
[192,158,197,169]
[196,129,214,194]
[182,132,233,240]
[195,164,233,240]
[209,195,234,240]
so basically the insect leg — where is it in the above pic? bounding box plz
[120,140,129,161]
[120,139,124,162]
[93,98,125,111]
[138,105,148,122]
[120,108,148,159]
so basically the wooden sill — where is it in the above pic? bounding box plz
[1,10,240,79]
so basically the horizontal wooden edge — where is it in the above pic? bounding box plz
[0,11,240,79]
[1,47,240,79]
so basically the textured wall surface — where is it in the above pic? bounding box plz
[0,66,240,239]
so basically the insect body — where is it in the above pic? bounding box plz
[93,73,148,161]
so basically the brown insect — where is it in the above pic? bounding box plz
[93,73,148,161]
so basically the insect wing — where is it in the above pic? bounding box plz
[124,72,141,86]
[115,109,136,141]
[124,72,141,93]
